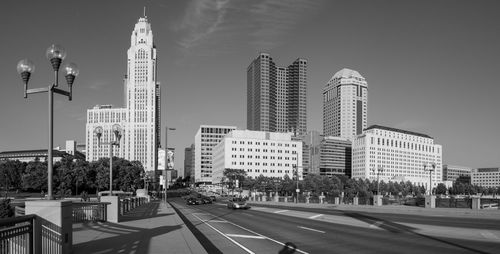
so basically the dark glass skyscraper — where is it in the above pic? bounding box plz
[247,53,307,135]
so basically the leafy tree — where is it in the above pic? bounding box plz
[223,168,247,193]
[0,160,25,193]
[435,183,447,195]
[22,159,47,192]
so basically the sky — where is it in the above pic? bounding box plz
[1,0,499,173]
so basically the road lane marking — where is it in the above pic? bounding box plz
[187,204,310,254]
[226,234,266,239]
[274,210,289,214]
[481,231,499,240]
[308,214,323,219]
[298,226,325,234]
[208,220,229,223]
[192,213,255,254]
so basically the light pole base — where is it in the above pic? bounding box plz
[373,195,383,206]
[425,195,436,208]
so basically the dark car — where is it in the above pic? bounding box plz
[186,197,202,205]
[210,195,216,201]
[201,197,213,204]
[227,198,250,209]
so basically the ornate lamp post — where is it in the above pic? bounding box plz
[17,44,79,200]
[423,162,436,195]
[94,124,122,196]
[371,166,384,196]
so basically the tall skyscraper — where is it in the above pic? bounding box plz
[247,53,307,135]
[86,14,160,172]
[323,68,367,140]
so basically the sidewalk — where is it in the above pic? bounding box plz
[73,200,208,254]
[247,200,500,219]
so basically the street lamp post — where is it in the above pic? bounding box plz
[293,151,301,203]
[164,127,176,202]
[94,124,122,196]
[17,44,79,200]
[423,162,436,195]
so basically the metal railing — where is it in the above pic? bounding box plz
[0,214,36,254]
[72,202,109,222]
[120,197,147,215]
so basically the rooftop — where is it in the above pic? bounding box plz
[364,125,433,139]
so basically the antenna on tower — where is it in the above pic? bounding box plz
[143,6,147,18]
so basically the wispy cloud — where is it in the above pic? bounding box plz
[173,0,323,58]
[174,0,230,50]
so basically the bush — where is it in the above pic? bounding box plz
[0,198,14,218]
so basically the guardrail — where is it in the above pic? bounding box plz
[0,214,36,254]
[119,197,147,215]
[72,202,109,222]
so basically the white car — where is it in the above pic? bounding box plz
[227,198,250,209]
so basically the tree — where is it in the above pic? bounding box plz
[223,168,247,194]
[22,159,47,192]
[435,183,447,195]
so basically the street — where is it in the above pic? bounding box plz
[170,198,500,254]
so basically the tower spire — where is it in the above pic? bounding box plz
[143,6,147,18]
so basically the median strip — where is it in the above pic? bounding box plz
[274,210,289,214]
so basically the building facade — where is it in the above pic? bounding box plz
[86,15,160,172]
[352,125,443,190]
[323,68,367,140]
[212,130,303,184]
[184,145,194,178]
[297,131,352,177]
[194,125,237,184]
[443,165,472,182]
[247,53,307,135]
[471,168,500,188]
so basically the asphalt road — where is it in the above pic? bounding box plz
[170,198,500,254]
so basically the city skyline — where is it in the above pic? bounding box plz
[1,0,499,170]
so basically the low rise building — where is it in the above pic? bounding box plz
[443,165,471,182]
[352,125,443,190]
[212,130,302,184]
[471,168,500,188]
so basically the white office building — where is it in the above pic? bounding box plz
[194,125,237,184]
[212,130,303,184]
[323,68,368,140]
[471,168,500,188]
[352,125,443,190]
[443,165,472,182]
[86,14,160,172]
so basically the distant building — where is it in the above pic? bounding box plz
[247,53,307,135]
[194,125,237,184]
[212,130,303,184]
[443,165,471,182]
[352,125,443,190]
[297,131,352,177]
[471,168,500,188]
[86,14,161,173]
[184,145,194,178]
[323,68,367,140]
[0,150,72,163]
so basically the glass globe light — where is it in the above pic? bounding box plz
[64,63,79,77]
[46,44,67,60]
[16,59,35,74]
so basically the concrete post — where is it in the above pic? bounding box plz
[334,197,340,205]
[305,197,310,204]
[25,200,73,254]
[101,196,121,223]
[353,197,359,206]
[373,195,383,206]
[425,195,436,208]
[472,197,481,210]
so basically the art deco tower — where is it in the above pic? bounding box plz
[86,14,160,172]
[323,68,367,140]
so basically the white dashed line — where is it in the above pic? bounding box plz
[226,234,267,239]
[298,226,325,234]
[308,214,323,219]
[274,210,289,214]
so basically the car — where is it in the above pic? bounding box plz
[201,197,213,204]
[186,197,202,205]
[209,195,217,201]
[227,198,250,209]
